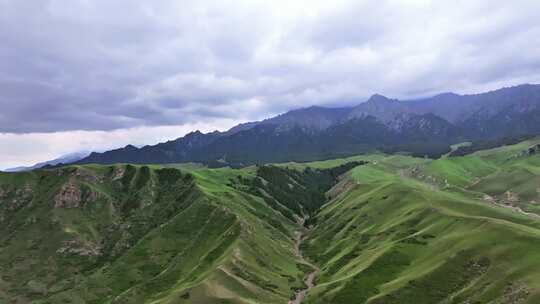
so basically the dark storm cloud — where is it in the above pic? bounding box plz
[1,0,540,134]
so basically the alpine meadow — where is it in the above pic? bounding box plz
[2,1,540,304]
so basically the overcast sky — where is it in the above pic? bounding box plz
[1,0,540,169]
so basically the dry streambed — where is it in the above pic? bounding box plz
[289,222,319,304]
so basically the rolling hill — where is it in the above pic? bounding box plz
[301,138,540,303]
[1,138,540,303]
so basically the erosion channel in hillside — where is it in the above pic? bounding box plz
[289,218,320,304]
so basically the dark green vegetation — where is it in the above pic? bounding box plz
[2,138,540,303]
[76,84,540,168]
[232,161,365,220]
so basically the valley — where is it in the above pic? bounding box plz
[1,138,540,303]
[289,219,319,304]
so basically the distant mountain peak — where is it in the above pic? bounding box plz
[433,92,459,99]
[366,93,393,103]
[186,130,204,136]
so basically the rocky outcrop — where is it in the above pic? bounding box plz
[111,166,126,180]
[499,282,529,304]
[53,169,102,209]
[56,239,102,257]
[505,191,520,203]
[53,179,82,208]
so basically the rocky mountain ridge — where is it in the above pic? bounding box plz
[72,83,540,167]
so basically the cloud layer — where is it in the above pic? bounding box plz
[1,0,540,168]
[2,0,540,133]
[0,119,238,170]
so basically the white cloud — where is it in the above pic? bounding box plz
[0,119,238,170]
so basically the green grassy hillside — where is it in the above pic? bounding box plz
[302,139,540,304]
[0,161,358,303]
[0,165,300,303]
[1,138,540,303]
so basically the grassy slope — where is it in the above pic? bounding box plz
[422,138,540,215]
[1,138,540,304]
[0,165,304,304]
[173,167,306,304]
[303,139,540,304]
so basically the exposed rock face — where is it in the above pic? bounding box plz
[111,166,126,180]
[499,282,529,304]
[56,239,102,257]
[54,179,82,208]
[505,191,520,203]
[74,168,102,183]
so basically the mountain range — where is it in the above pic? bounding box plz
[74,84,540,167]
